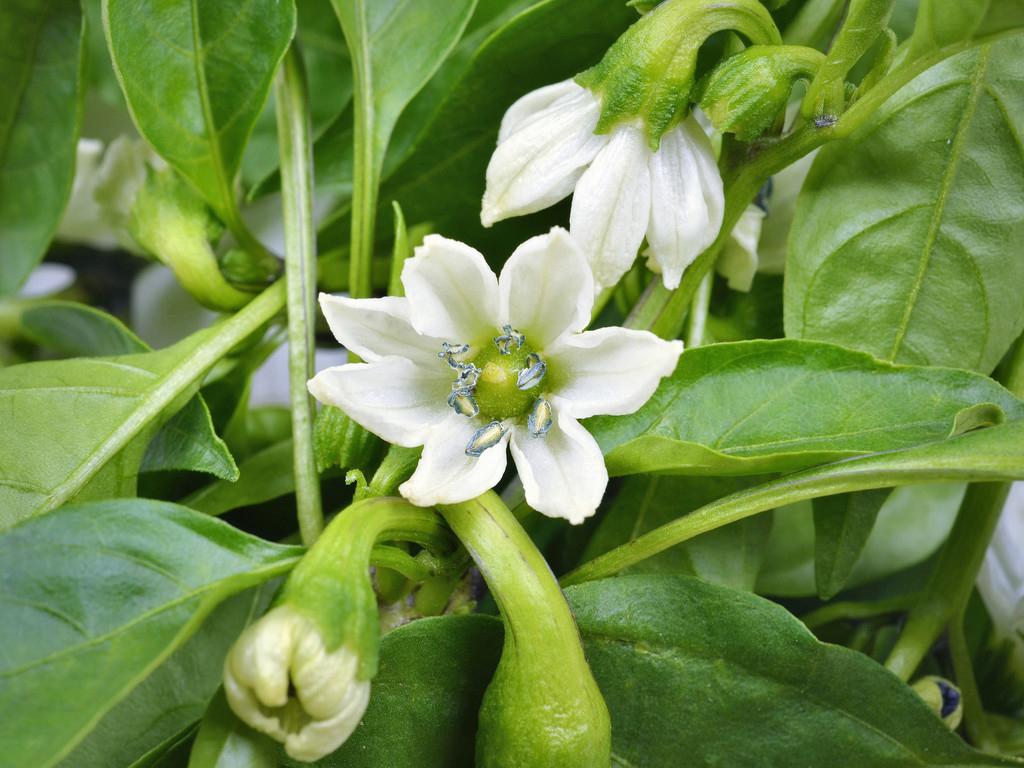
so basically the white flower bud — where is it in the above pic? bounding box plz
[224,604,371,762]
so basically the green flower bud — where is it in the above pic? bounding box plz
[441,492,611,768]
[129,168,255,312]
[911,675,963,730]
[698,45,826,141]
[224,497,454,761]
[576,0,781,146]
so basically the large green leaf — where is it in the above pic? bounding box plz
[330,0,476,186]
[0,499,301,768]
[103,0,295,223]
[319,0,634,255]
[904,0,1024,60]
[0,0,84,295]
[0,283,284,529]
[59,588,271,768]
[140,395,239,481]
[785,36,1024,374]
[287,615,504,768]
[589,339,1024,476]
[569,575,1015,767]
[582,475,773,590]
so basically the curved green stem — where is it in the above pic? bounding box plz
[275,46,323,545]
[440,492,610,768]
[948,606,999,752]
[801,594,917,631]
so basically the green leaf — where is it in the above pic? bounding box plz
[187,689,277,768]
[813,489,891,599]
[563,417,1024,586]
[59,588,271,768]
[18,300,240,482]
[583,475,773,590]
[140,395,239,481]
[288,614,503,768]
[0,0,85,295]
[103,0,296,224]
[0,499,301,768]
[759,484,965,597]
[904,0,1024,61]
[184,440,295,516]
[568,575,1015,767]
[318,0,634,254]
[0,283,284,529]
[785,36,1024,373]
[19,300,147,356]
[589,339,1024,476]
[330,0,477,183]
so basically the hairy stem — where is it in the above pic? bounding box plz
[275,46,324,545]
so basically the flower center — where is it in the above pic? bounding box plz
[439,326,554,456]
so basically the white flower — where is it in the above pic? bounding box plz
[481,79,724,291]
[308,227,682,524]
[224,604,371,762]
[978,482,1024,668]
[714,203,765,292]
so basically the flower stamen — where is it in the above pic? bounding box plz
[448,388,480,418]
[466,420,507,456]
[493,325,525,355]
[527,398,553,438]
[516,352,546,390]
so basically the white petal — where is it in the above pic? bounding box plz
[645,117,724,290]
[481,84,606,226]
[716,204,765,292]
[498,227,594,349]
[401,235,500,342]
[399,414,510,506]
[569,124,652,289]
[318,293,444,366]
[547,327,682,418]
[498,79,582,143]
[307,357,449,447]
[510,407,607,524]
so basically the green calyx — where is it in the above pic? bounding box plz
[129,168,256,312]
[470,340,541,421]
[699,45,826,141]
[576,0,781,147]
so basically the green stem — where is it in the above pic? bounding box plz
[884,339,1024,681]
[801,594,917,631]
[560,424,1024,586]
[948,606,999,752]
[345,0,376,299]
[275,46,324,546]
[440,491,610,767]
[370,544,434,583]
[685,270,713,348]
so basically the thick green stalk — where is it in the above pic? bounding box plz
[441,492,611,768]
[275,47,324,546]
[948,606,999,751]
[685,270,713,348]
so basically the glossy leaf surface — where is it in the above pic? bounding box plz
[0,500,301,768]
[589,339,1024,476]
[786,37,1024,373]
[0,0,84,295]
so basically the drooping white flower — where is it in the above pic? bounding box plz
[224,604,371,762]
[714,203,765,292]
[308,227,682,524]
[978,482,1024,668]
[481,79,724,291]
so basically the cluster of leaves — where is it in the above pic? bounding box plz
[2,0,1024,766]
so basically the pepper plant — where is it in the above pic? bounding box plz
[2,0,1024,766]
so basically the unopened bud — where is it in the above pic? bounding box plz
[911,675,963,729]
[699,45,826,141]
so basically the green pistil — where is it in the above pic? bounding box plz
[470,342,539,421]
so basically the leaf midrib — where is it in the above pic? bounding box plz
[887,45,993,364]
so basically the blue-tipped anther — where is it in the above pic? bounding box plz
[516,353,546,390]
[527,398,553,437]
[448,388,479,418]
[493,325,525,355]
[465,420,507,457]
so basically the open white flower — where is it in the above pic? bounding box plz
[308,227,682,524]
[224,604,371,762]
[480,79,724,291]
